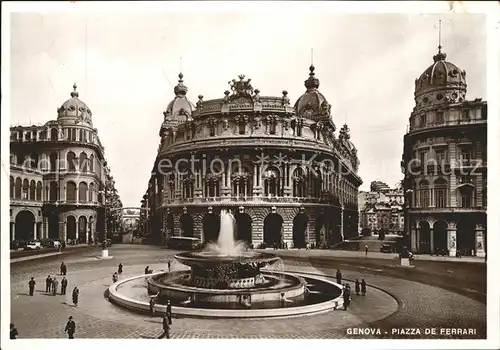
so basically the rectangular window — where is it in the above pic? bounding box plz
[419,152,426,167]
[463,109,470,121]
[461,194,472,208]
[420,114,427,127]
[460,148,471,164]
[435,111,444,124]
[435,150,445,164]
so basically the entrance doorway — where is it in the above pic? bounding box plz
[418,220,430,253]
[292,213,308,248]
[457,219,476,256]
[67,216,77,240]
[203,213,220,243]
[433,220,448,254]
[263,213,283,247]
[15,210,35,241]
[235,213,252,244]
[180,213,194,237]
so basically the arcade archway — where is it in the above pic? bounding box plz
[48,213,59,239]
[166,214,174,237]
[457,219,476,256]
[292,213,308,248]
[263,213,283,247]
[235,213,252,244]
[78,216,87,243]
[15,210,35,241]
[418,220,430,254]
[180,213,194,237]
[66,216,77,240]
[315,214,325,245]
[203,213,220,243]
[433,220,448,253]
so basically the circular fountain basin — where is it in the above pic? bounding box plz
[108,271,344,318]
[174,251,281,268]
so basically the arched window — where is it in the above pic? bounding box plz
[22,179,29,199]
[264,167,281,197]
[89,183,94,201]
[36,181,43,201]
[66,181,77,201]
[312,168,322,198]
[78,182,88,202]
[434,178,448,208]
[50,181,58,201]
[204,171,220,198]
[182,170,194,199]
[79,129,85,142]
[79,152,88,172]
[50,152,58,172]
[292,167,307,197]
[69,128,77,141]
[67,151,77,171]
[419,180,430,207]
[232,166,252,197]
[10,176,14,198]
[15,178,22,199]
[89,154,94,172]
[29,180,36,200]
[30,153,39,169]
[50,128,58,141]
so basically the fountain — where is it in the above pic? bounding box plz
[107,210,344,318]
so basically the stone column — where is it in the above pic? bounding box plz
[410,226,417,251]
[34,222,37,240]
[12,222,16,241]
[340,206,344,241]
[430,228,434,253]
[475,223,485,257]
[448,222,457,257]
[76,222,79,240]
[87,223,90,244]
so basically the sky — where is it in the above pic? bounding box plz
[8,9,487,207]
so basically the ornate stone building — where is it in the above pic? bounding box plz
[401,46,487,257]
[143,66,362,248]
[9,84,122,243]
[359,181,404,235]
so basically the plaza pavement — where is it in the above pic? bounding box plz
[9,245,486,339]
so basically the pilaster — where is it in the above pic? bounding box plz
[448,222,457,257]
[475,223,485,257]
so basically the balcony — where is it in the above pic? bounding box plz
[408,118,486,134]
[409,206,485,214]
[162,195,340,206]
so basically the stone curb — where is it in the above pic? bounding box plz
[107,271,344,319]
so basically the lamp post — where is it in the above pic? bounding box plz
[98,189,108,240]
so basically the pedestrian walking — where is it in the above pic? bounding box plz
[167,260,171,272]
[28,277,36,296]
[10,323,19,339]
[361,279,367,296]
[52,278,59,296]
[342,285,351,310]
[157,315,171,339]
[166,300,172,325]
[61,277,68,295]
[112,272,118,283]
[60,262,67,276]
[45,275,52,293]
[64,316,76,339]
[145,266,150,275]
[355,279,360,296]
[118,263,123,274]
[149,297,156,317]
[72,287,79,306]
[335,269,342,285]
[364,245,368,256]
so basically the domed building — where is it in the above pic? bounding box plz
[143,67,362,248]
[401,45,487,257]
[9,84,122,245]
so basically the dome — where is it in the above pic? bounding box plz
[57,84,93,127]
[163,73,196,122]
[414,47,467,104]
[294,65,332,122]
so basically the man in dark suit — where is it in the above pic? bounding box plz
[61,277,68,295]
[64,316,76,339]
[28,277,36,296]
[157,315,170,339]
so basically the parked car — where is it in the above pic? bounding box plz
[25,241,42,250]
[380,243,392,253]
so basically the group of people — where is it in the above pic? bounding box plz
[335,270,367,310]
[44,275,68,295]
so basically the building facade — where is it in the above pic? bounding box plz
[143,67,363,248]
[359,181,404,235]
[9,84,122,244]
[401,46,487,257]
